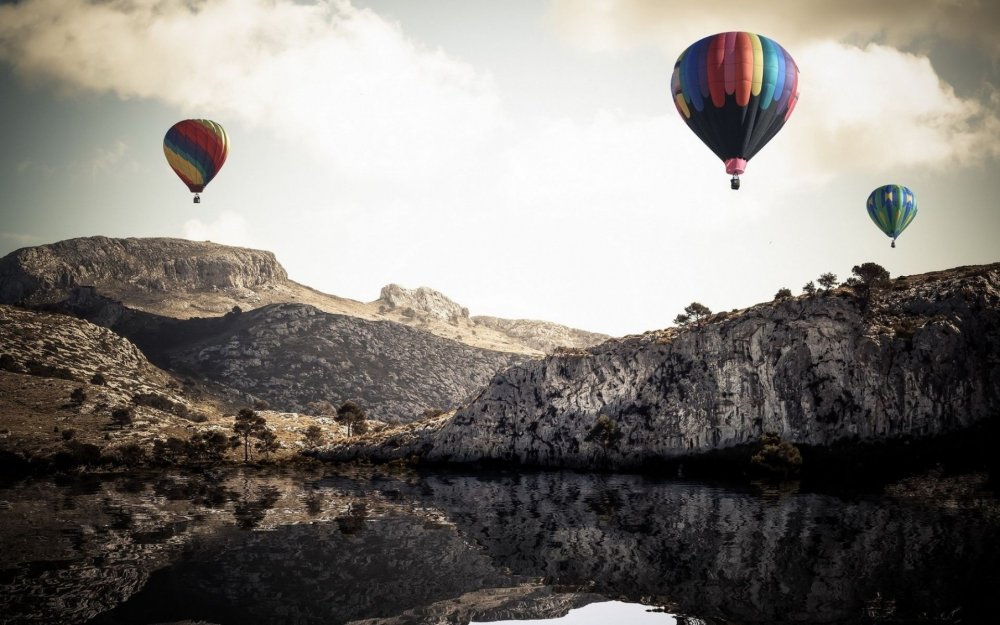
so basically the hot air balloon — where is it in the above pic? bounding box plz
[671,32,799,189]
[163,119,229,203]
[867,184,917,248]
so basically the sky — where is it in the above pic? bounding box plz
[0,0,998,337]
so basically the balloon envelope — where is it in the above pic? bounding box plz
[867,184,917,245]
[163,119,229,194]
[671,32,799,178]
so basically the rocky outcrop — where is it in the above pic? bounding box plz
[375,284,470,323]
[322,264,1000,468]
[0,236,287,305]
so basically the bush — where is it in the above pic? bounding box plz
[61,428,77,441]
[751,432,803,477]
[802,281,816,295]
[111,406,134,428]
[90,372,108,385]
[774,288,792,300]
[0,353,23,373]
[25,360,76,381]
[303,425,325,449]
[69,387,87,406]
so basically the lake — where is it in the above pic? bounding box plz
[0,468,997,624]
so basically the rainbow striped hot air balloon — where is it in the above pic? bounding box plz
[867,184,917,248]
[672,32,799,189]
[163,119,229,203]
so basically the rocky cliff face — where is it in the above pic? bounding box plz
[427,264,1000,466]
[322,264,1000,467]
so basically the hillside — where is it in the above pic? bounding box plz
[0,304,345,468]
[320,263,1000,471]
[71,297,525,422]
[0,237,606,355]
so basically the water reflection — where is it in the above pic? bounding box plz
[0,469,997,624]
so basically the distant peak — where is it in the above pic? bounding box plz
[376,284,470,322]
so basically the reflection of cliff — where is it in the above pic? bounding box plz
[2,471,998,624]
[91,515,526,624]
[407,471,1000,623]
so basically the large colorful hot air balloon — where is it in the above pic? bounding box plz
[671,32,799,189]
[867,184,917,248]
[163,119,229,203]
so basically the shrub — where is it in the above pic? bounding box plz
[751,432,803,477]
[303,424,325,449]
[61,428,77,441]
[774,288,792,300]
[90,372,108,386]
[69,387,87,406]
[111,406,134,428]
[802,281,816,295]
[25,360,76,381]
[0,353,23,373]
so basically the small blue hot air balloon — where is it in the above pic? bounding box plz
[867,184,917,248]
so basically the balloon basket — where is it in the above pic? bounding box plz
[193,194,201,204]
[730,175,741,191]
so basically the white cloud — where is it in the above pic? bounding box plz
[89,140,132,181]
[182,210,252,247]
[0,0,502,184]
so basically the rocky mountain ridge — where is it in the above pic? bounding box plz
[0,237,606,354]
[320,263,1000,469]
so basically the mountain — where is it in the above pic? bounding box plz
[320,263,1000,471]
[68,295,524,421]
[0,236,606,355]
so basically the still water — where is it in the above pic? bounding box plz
[0,468,997,624]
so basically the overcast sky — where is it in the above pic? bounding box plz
[1,0,997,336]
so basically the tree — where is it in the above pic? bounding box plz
[774,287,792,300]
[817,273,838,291]
[802,281,816,295]
[233,408,268,463]
[303,424,326,449]
[674,302,712,326]
[852,262,890,288]
[337,401,368,437]
[851,262,891,314]
[255,429,280,459]
[188,430,233,462]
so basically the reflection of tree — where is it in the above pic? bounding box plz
[336,502,369,535]
[233,485,281,530]
[304,491,325,517]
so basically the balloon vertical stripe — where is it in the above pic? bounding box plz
[671,31,799,180]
